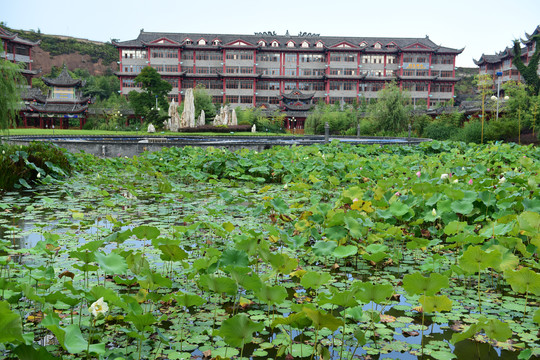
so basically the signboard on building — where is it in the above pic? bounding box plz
[403,63,429,70]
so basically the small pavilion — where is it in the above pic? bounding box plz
[22,66,91,129]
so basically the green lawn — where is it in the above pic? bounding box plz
[2,128,293,136]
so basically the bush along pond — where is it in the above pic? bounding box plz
[0,140,539,360]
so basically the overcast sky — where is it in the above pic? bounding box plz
[2,0,539,67]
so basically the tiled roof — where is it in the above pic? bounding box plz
[0,26,41,46]
[28,103,88,113]
[114,30,461,52]
[42,66,85,87]
[281,89,315,101]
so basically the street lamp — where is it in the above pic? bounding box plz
[291,117,296,135]
[493,71,503,119]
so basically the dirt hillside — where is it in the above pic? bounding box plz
[32,46,117,76]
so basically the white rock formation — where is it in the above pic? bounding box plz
[180,88,196,128]
[197,110,205,127]
[167,99,180,132]
[230,108,238,126]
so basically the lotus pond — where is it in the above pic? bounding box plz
[0,140,539,360]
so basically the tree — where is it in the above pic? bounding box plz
[513,34,540,96]
[370,81,410,133]
[0,41,25,131]
[128,66,171,125]
[193,84,216,121]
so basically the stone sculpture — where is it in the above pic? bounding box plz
[197,110,205,127]
[166,99,180,132]
[180,88,195,128]
[147,123,155,133]
[251,124,256,133]
[230,108,238,126]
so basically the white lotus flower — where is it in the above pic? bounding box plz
[283,183,288,189]
[37,173,41,178]
[89,297,109,318]
[499,177,506,184]
[452,179,458,183]
[440,173,449,180]
[432,208,437,217]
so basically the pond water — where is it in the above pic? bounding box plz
[0,146,536,360]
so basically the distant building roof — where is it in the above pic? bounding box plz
[113,30,463,53]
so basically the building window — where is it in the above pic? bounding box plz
[416,84,428,91]
[312,82,325,91]
[287,41,295,47]
[374,43,382,49]
[343,82,354,90]
[164,65,177,72]
[181,51,193,60]
[123,49,147,59]
[330,54,341,62]
[226,66,239,74]
[329,81,341,91]
[213,95,223,103]
[212,40,221,46]
[316,41,324,48]
[285,68,297,76]
[240,95,253,103]
[301,41,310,48]
[440,71,453,78]
[240,80,253,89]
[226,95,239,103]
[284,82,296,90]
[271,41,279,47]
[343,54,356,62]
[226,80,239,89]
[285,54,296,63]
[184,40,193,45]
[259,41,266,47]
[300,69,312,76]
[195,52,210,60]
[257,53,280,62]
[198,39,207,45]
[387,56,396,64]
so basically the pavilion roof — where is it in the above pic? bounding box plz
[42,66,85,87]
[0,26,41,46]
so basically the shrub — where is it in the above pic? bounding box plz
[457,120,483,143]
[484,119,518,142]
[423,121,460,141]
[0,142,75,191]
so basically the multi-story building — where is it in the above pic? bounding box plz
[114,30,462,121]
[474,25,540,90]
[0,26,40,85]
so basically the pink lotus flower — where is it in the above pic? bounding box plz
[416,171,421,178]
[468,179,473,185]
[353,198,358,203]
[395,192,401,197]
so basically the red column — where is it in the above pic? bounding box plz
[399,52,404,90]
[193,50,196,74]
[383,54,387,77]
[178,48,182,102]
[222,49,226,103]
[326,52,330,104]
[252,79,256,106]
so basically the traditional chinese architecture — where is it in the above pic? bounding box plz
[0,26,40,85]
[280,89,316,131]
[114,30,463,129]
[22,66,90,129]
[475,25,540,90]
